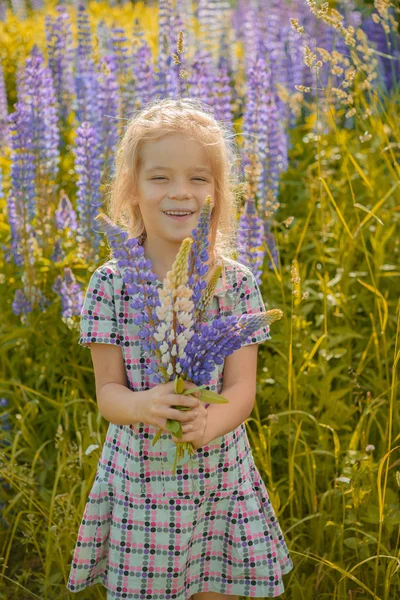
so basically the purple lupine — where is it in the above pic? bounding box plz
[95,215,161,376]
[7,101,37,261]
[75,5,102,135]
[109,26,135,118]
[45,6,76,122]
[52,268,84,318]
[363,15,400,93]
[262,89,288,201]
[55,190,78,234]
[236,197,265,285]
[242,56,270,203]
[19,45,60,181]
[12,289,32,315]
[133,39,156,108]
[97,55,120,171]
[73,121,103,253]
[0,62,10,147]
[212,54,233,125]
[155,0,177,99]
[187,49,214,108]
[50,238,63,264]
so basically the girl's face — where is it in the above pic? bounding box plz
[132,134,215,245]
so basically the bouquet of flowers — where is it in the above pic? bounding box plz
[96,196,282,474]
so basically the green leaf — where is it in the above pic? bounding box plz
[199,389,229,404]
[343,537,359,550]
[152,428,163,446]
[165,419,182,435]
[182,384,207,395]
[174,376,185,394]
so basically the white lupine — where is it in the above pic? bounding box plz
[161,351,171,364]
[167,363,174,376]
[155,306,167,320]
[179,313,193,328]
[151,238,197,379]
[183,329,194,341]
[160,340,169,354]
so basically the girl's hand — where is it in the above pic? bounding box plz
[143,379,201,433]
[170,400,208,450]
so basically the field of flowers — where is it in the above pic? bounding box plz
[0,0,399,598]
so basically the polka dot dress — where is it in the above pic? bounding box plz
[67,254,293,598]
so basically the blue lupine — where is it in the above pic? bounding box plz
[213,53,233,125]
[52,268,84,318]
[0,62,9,147]
[98,55,120,172]
[236,197,265,285]
[75,5,102,137]
[50,238,63,264]
[45,6,76,121]
[133,39,156,108]
[12,289,33,316]
[55,190,78,234]
[20,45,60,180]
[73,122,103,253]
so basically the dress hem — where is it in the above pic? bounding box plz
[67,559,294,598]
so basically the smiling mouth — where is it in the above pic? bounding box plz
[163,211,195,220]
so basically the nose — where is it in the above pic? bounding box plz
[167,178,192,199]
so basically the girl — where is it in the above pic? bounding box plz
[67,98,293,599]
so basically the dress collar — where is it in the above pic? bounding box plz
[150,262,226,298]
[135,235,227,298]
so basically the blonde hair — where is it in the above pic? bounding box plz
[105,97,242,263]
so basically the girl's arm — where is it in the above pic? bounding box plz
[91,343,150,425]
[203,343,258,445]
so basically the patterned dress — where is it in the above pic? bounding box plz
[67,253,293,599]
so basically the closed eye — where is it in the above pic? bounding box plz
[151,177,207,181]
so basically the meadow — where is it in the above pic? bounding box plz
[0,0,399,598]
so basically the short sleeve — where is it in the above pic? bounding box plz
[78,265,122,348]
[232,267,272,346]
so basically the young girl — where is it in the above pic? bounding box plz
[67,98,293,599]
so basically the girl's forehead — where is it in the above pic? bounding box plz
[140,135,210,159]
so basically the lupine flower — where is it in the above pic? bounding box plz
[133,39,156,108]
[19,45,60,180]
[12,289,33,316]
[55,190,78,234]
[45,6,76,121]
[73,121,103,253]
[52,268,84,318]
[50,238,63,264]
[0,62,10,147]
[237,196,265,285]
[97,55,120,171]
